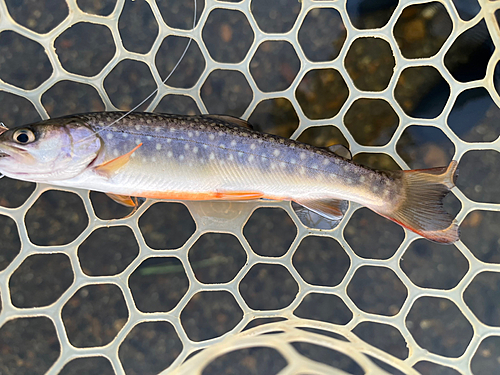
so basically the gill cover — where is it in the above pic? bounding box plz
[0,118,102,182]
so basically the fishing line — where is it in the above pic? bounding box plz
[75,0,198,145]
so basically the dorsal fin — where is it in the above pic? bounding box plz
[326,144,352,160]
[94,143,142,177]
[203,115,253,129]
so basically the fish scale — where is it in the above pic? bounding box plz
[0,111,459,243]
[77,112,389,205]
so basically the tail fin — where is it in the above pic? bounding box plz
[380,161,459,244]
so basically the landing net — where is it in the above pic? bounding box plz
[0,0,499,374]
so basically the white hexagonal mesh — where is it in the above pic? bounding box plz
[0,0,499,374]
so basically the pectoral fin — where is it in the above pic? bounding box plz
[293,198,348,229]
[95,143,142,177]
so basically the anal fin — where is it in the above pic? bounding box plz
[293,198,348,229]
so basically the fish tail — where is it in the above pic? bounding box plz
[379,161,459,244]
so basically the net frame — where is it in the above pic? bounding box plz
[0,0,498,374]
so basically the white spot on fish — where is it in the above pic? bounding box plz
[273,150,280,157]
[250,144,256,150]
[312,164,318,169]
[195,131,200,136]
[152,157,157,162]
[147,136,152,141]
[123,133,128,138]
[131,153,136,158]
[231,140,237,147]
[238,152,244,158]
[135,138,141,145]
[193,146,198,153]
[166,139,171,143]
[203,144,208,149]
[179,155,185,161]
[170,127,176,132]
[147,120,152,124]
[155,126,160,132]
[258,139,263,144]
[113,149,119,157]
[209,134,215,141]
[343,165,350,172]
[300,167,306,175]
[135,125,141,131]
[106,133,113,140]
[359,176,365,182]
[280,162,286,168]
[372,186,378,193]
[156,143,162,150]
[261,156,267,162]
[142,157,147,163]
[271,163,276,169]
[220,144,225,148]
[300,153,306,160]
[248,155,254,162]
[323,159,330,166]
[167,151,173,158]
[184,144,190,150]
[291,159,296,164]
[228,154,234,161]
[347,178,352,184]
[209,153,215,160]
[188,132,193,137]
[189,162,193,167]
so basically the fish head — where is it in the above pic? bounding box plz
[0,118,102,182]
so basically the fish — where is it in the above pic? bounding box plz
[0,111,459,244]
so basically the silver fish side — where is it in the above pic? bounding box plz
[0,112,459,243]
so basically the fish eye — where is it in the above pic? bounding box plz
[13,129,35,144]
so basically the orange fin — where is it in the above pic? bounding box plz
[293,198,348,223]
[105,193,139,207]
[378,160,459,244]
[214,191,264,200]
[95,143,142,177]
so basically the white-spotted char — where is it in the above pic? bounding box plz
[0,112,459,243]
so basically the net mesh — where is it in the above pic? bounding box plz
[0,0,499,374]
